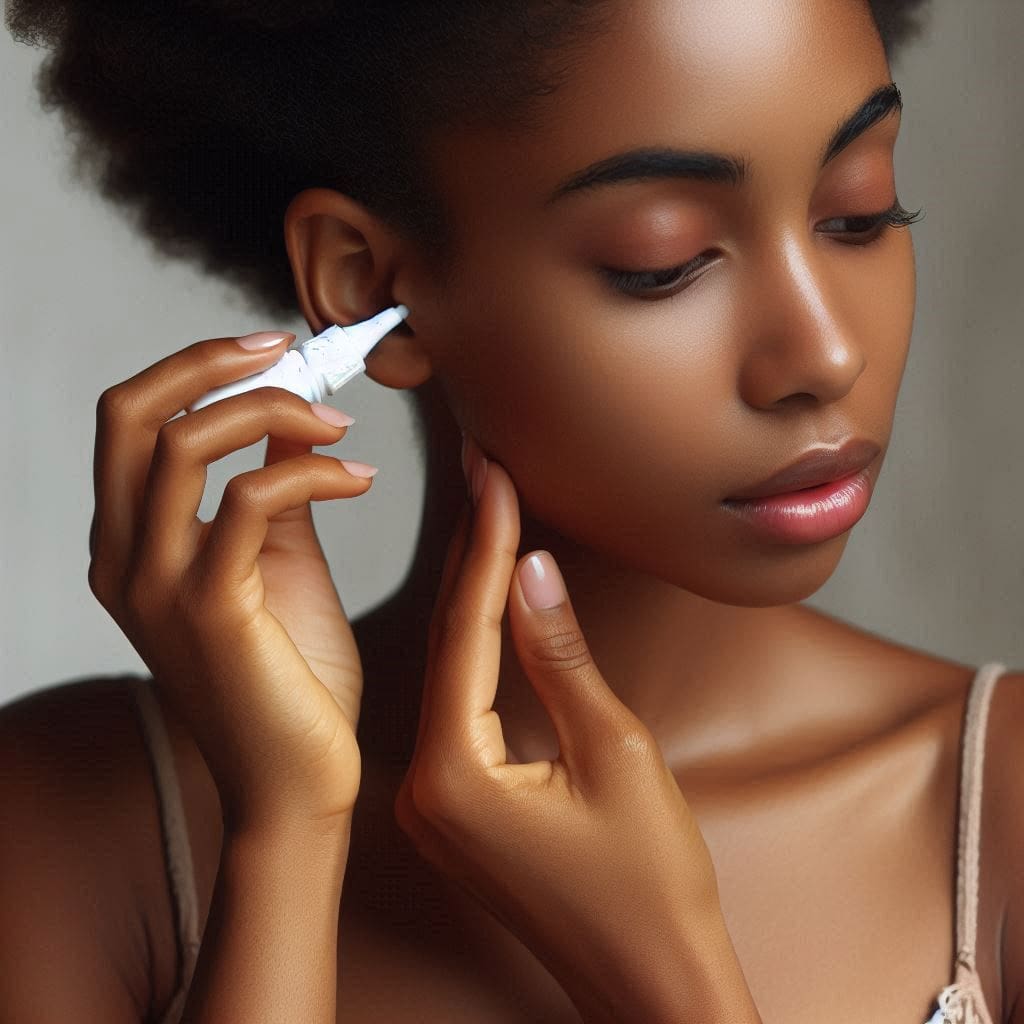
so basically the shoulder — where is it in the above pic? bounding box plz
[978,666,1024,1022]
[864,652,1021,1022]
[0,673,158,849]
[0,674,220,1021]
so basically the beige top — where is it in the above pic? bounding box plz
[129,661,1009,1024]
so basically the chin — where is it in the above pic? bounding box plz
[581,520,855,608]
[516,482,856,608]
[659,529,856,608]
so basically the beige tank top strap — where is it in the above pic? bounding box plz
[954,661,1007,972]
[131,678,203,1022]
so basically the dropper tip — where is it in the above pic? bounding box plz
[396,304,410,319]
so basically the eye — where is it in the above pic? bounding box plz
[817,199,923,244]
[601,199,923,299]
[600,252,717,299]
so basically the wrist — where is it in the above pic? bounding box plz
[566,907,760,1024]
[223,811,354,867]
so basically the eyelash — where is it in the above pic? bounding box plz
[601,200,925,298]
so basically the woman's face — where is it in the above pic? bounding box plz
[416,0,915,607]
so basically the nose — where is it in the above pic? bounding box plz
[737,230,867,410]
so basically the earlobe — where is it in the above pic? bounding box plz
[283,187,435,391]
[362,329,434,390]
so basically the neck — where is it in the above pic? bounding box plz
[359,377,816,770]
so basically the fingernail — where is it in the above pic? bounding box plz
[310,403,355,427]
[340,459,379,478]
[520,552,566,610]
[236,330,295,350]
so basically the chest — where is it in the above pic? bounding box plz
[329,735,961,1024]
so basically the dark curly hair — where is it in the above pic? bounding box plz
[6,0,932,323]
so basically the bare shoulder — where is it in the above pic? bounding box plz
[0,674,221,1022]
[908,658,1024,1024]
[978,666,1024,1023]
[806,622,1022,1021]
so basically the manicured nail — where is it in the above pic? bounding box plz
[310,403,355,427]
[520,552,566,610]
[236,330,295,350]
[340,459,378,478]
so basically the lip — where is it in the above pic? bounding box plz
[724,437,882,500]
[720,469,875,545]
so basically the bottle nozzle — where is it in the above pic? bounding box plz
[339,305,410,361]
[300,304,411,396]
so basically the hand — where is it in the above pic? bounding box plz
[88,329,375,835]
[394,437,748,1021]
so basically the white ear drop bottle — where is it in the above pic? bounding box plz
[188,305,409,413]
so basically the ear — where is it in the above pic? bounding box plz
[283,187,433,390]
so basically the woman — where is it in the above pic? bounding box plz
[2,1,1020,1022]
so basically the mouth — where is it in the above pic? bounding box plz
[723,438,881,502]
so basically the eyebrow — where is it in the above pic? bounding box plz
[545,82,903,205]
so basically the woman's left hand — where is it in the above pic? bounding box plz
[394,436,758,1024]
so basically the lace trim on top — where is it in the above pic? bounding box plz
[926,963,995,1024]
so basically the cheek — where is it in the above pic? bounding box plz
[862,232,917,401]
[452,268,731,527]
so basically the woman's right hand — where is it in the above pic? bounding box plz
[87,329,375,837]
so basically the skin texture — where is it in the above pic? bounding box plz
[86,334,369,834]
[293,0,916,768]
[276,0,1015,1020]
[390,458,761,1022]
[5,1,1021,1022]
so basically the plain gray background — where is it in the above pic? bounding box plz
[2,0,1021,706]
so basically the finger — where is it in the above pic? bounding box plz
[425,501,473,669]
[260,433,316,528]
[259,402,358,527]
[90,331,293,580]
[136,389,354,576]
[195,453,374,590]
[419,458,520,770]
[412,501,473,762]
[507,549,639,783]
[264,431,315,469]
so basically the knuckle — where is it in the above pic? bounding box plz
[96,383,139,423]
[524,625,593,674]
[87,559,111,605]
[613,724,663,773]
[220,471,267,513]
[152,418,194,463]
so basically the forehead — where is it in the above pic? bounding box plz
[425,0,889,231]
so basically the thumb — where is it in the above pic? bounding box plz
[508,550,636,777]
